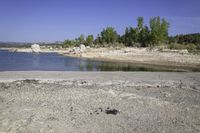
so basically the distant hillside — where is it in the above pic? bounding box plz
[0,42,63,48]
[0,42,32,47]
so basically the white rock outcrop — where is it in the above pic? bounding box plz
[79,44,86,52]
[31,44,41,53]
[72,47,80,54]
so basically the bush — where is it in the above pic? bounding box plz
[168,43,199,54]
[63,40,78,48]
[185,43,196,52]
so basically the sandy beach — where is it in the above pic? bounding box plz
[0,71,200,132]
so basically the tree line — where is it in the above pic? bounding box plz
[63,16,169,48]
[62,16,200,53]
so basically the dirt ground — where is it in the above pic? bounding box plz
[0,72,200,133]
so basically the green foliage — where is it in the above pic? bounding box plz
[63,17,171,48]
[149,17,169,45]
[168,33,200,53]
[62,16,199,53]
[78,34,85,44]
[61,16,200,54]
[169,43,185,50]
[121,16,169,47]
[137,17,144,31]
[100,27,119,44]
[94,34,102,47]
[168,43,199,53]
[85,35,94,46]
[138,26,150,47]
[186,43,197,52]
[136,17,150,47]
[123,27,138,47]
[169,33,200,45]
[63,39,77,48]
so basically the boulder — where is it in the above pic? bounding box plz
[72,47,80,54]
[31,44,41,53]
[86,46,90,49]
[179,49,189,54]
[79,44,86,52]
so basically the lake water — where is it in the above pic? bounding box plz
[0,50,195,71]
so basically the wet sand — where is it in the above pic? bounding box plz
[0,72,200,132]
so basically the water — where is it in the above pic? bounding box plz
[0,50,101,71]
[0,50,195,71]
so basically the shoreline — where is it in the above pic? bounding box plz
[1,47,200,71]
[58,47,200,71]
[61,53,200,71]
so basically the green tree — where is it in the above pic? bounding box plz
[160,18,170,42]
[149,17,169,45]
[123,27,138,47]
[136,17,150,47]
[94,34,102,46]
[85,35,94,46]
[63,39,76,48]
[137,17,144,32]
[100,27,118,44]
[139,26,150,47]
[78,34,85,44]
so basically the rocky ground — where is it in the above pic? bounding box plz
[0,72,200,133]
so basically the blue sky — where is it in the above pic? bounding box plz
[0,0,200,42]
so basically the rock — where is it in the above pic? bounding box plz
[31,44,41,53]
[72,47,80,54]
[86,46,90,49]
[179,49,189,54]
[79,44,86,52]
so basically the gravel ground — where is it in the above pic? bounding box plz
[0,72,200,133]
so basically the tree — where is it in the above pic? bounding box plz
[94,34,102,46]
[136,17,150,47]
[100,27,118,44]
[137,17,144,32]
[149,17,169,45]
[139,26,150,47]
[63,39,76,48]
[78,34,85,44]
[124,27,129,45]
[160,18,170,42]
[123,27,138,47]
[85,35,94,46]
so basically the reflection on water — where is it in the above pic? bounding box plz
[32,53,40,68]
[0,50,197,71]
[79,61,186,72]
